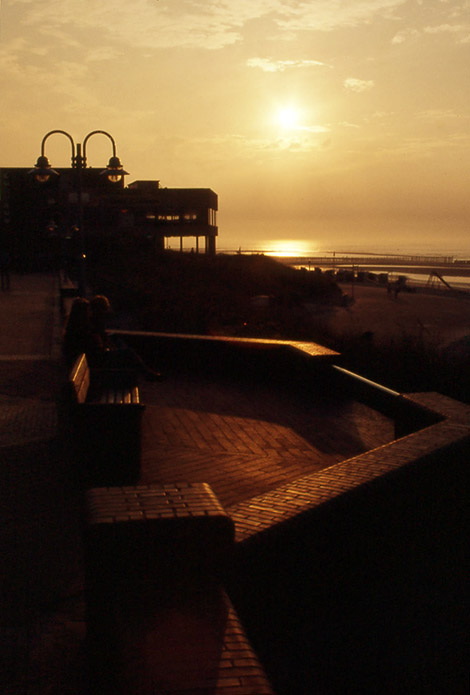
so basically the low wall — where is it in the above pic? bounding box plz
[116,329,442,436]
[226,397,469,694]
[109,330,468,694]
[110,330,338,387]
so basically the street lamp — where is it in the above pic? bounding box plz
[29,129,129,296]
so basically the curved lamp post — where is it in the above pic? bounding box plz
[29,129,128,296]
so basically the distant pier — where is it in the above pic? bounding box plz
[279,254,456,267]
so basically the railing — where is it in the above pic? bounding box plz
[331,364,442,437]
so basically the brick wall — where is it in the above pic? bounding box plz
[227,416,468,694]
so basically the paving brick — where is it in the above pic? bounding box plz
[140,375,395,508]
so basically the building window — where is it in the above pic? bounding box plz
[208,209,217,225]
[158,214,180,222]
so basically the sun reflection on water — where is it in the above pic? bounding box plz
[264,239,319,257]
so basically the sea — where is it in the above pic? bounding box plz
[217,239,470,291]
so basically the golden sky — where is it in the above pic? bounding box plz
[1,0,469,253]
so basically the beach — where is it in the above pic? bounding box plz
[325,282,470,349]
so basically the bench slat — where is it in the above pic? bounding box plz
[130,387,140,404]
[76,377,88,404]
[88,388,140,405]
[69,354,143,406]
[70,354,90,404]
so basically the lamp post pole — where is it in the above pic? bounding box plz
[29,129,128,297]
[70,139,87,297]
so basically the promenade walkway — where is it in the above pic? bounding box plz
[0,273,63,443]
[0,273,397,694]
[0,273,87,695]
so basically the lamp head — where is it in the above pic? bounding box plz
[28,155,60,183]
[102,155,129,183]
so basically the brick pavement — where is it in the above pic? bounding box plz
[140,373,396,508]
[0,394,57,446]
[0,273,62,360]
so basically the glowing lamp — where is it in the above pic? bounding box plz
[101,155,129,183]
[28,155,60,183]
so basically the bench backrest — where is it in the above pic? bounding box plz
[69,353,90,404]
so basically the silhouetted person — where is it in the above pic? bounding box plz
[88,294,161,380]
[87,294,116,361]
[62,297,92,367]
[0,248,11,291]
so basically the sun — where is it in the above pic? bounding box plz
[277,106,300,130]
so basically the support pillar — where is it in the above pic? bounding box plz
[205,235,216,255]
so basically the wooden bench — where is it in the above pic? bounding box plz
[68,353,145,486]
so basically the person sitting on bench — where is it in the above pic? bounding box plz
[63,297,92,368]
[87,295,161,381]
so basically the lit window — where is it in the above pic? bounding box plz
[157,214,180,221]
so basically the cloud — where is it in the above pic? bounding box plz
[391,2,470,44]
[12,0,276,51]
[374,132,470,163]
[416,109,470,129]
[424,22,470,42]
[338,121,361,129]
[393,22,470,45]
[11,0,410,53]
[171,125,332,162]
[10,0,469,56]
[344,77,375,93]
[391,27,420,44]
[85,47,124,62]
[0,37,88,92]
[424,23,466,33]
[246,57,329,72]
[274,0,407,33]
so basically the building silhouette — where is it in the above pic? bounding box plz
[0,167,218,270]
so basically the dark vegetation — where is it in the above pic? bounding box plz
[87,236,469,403]
[87,236,342,337]
[333,326,469,403]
